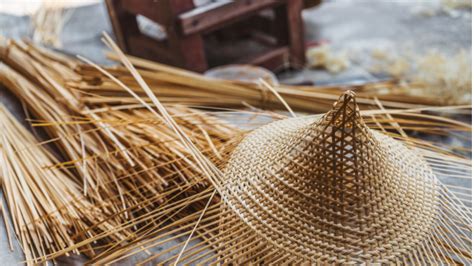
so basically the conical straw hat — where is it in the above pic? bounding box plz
[221,91,441,264]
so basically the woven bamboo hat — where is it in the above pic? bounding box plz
[221,91,440,264]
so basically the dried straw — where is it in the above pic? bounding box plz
[0,39,242,263]
[0,104,118,262]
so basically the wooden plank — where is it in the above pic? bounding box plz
[179,0,283,36]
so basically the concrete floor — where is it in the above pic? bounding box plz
[0,0,471,265]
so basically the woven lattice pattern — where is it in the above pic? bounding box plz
[221,91,440,263]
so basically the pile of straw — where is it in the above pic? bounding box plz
[0,35,471,264]
[0,38,243,263]
[0,104,117,259]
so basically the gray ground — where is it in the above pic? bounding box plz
[0,0,471,265]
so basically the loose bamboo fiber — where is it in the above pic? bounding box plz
[219,91,468,264]
[0,104,117,260]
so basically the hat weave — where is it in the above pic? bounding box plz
[221,91,440,264]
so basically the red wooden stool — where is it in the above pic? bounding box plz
[105,0,306,72]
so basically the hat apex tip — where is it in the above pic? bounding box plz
[342,90,356,101]
[331,90,358,111]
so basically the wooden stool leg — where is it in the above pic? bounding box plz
[167,31,208,73]
[180,35,207,73]
[105,0,140,52]
[275,5,289,46]
[166,0,207,73]
[286,0,305,68]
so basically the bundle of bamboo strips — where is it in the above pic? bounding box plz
[65,52,451,114]
[0,35,470,264]
[0,39,244,264]
[0,104,122,261]
[0,39,240,197]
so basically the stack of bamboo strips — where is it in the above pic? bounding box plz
[0,104,119,260]
[68,53,448,113]
[0,39,243,263]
